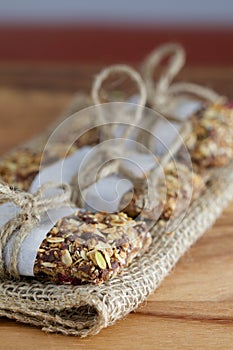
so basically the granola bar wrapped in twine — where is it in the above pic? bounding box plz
[0,48,233,336]
[0,65,155,285]
[141,43,233,167]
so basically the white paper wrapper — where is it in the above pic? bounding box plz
[3,144,93,277]
[0,203,20,228]
[83,174,133,212]
[121,153,157,178]
[168,97,201,120]
[30,146,92,193]
[4,206,76,276]
[149,119,182,156]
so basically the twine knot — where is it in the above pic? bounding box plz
[0,182,72,278]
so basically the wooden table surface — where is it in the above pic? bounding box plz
[0,64,233,350]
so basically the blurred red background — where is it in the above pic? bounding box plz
[0,25,233,65]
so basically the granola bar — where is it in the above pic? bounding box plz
[0,130,99,192]
[34,211,151,285]
[0,102,101,192]
[186,103,233,168]
[0,148,42,191]
[120,162,206,222]
[0,147,77,191]
[159,162,206,220]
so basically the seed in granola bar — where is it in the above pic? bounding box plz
[46,237,65,244]
[102,250,112,269]
[95,251,107,270]
[61,249,73,267]
[110,219,126,226]
[41,262,56,268]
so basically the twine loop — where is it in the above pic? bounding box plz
[92,64,147,141]
[142,42,222,111]
[92,64,147,112]
[0,182,71,278]
[73,64,148,207]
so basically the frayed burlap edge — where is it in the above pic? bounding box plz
[0,162,232,337]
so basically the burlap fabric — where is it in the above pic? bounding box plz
[0,161,232,336]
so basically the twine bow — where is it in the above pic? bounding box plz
[142,42,222,112]
[0,182,71,278]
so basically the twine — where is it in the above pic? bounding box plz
[92,64,147,140]
[72,64,147,206]
[142,42,222,110]
[0,182,71,278]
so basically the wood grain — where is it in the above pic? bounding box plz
[0,64,232,350]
